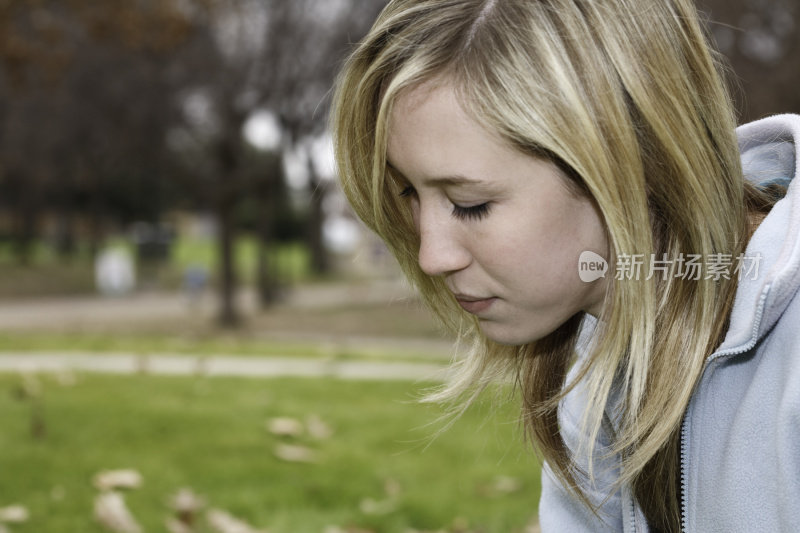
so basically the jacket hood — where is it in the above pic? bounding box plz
[717,114,800,354]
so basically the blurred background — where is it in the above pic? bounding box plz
[0,1,796,532]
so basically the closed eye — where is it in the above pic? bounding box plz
[399,186,416,198]
[400,184,490,221]
[451,202,491,221]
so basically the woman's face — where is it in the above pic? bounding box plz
[386,81,609,345]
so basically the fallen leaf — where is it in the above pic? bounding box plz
[359,497,397,516]
[274,443,317,463]
[165,516,194,533]
[94,492,142,533]
[0,504,29,523]
[490,475,522,494]
[266,417,304,437]
[168,488,206,513]
[384,478,402,499]
[479,475,523,498]
[206,508,269,533]
[325,527,375,533]
[93,469,143,492]
[306,414,333,440]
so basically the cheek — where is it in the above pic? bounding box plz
[479,211,596,291]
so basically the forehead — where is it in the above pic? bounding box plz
[386,80,510,176]
[389,80,462,134]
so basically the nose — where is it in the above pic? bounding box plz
[417,207,471,277]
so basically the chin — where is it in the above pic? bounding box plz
[479,322,547,346]
[478,316,568,346]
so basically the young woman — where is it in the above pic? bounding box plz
[331,1,800,531]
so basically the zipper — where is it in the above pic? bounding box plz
[678,286,770,532]
[628,484,638,533]
[679,412,689,532]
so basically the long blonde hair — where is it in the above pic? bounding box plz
[332,0,756,529]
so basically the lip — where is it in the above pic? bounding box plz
[455,295,496,315]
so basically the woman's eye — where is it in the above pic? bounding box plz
[399,186,416,198]
[451,202,491,221]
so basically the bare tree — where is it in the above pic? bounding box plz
[0,0,198,263]
[169,0,386,326]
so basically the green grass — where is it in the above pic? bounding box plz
[0,374,541,532]
[0,329,450,364]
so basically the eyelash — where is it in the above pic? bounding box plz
[399,186,491,222]
[452,202,491,221]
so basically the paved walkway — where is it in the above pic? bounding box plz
[0,352,450,381]
[0,278,415,330]
[0,278,456,380]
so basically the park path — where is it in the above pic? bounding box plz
[0,351,449,381]
[0,278,414,329]
[0,278,455,380]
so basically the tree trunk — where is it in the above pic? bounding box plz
[215,135,242,328]
[13,208,34,266]
[256,181,278,306]
[307,159,329,275]
[217,192,239,327]
[54,209,76,260]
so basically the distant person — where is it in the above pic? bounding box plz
[95,246,136,296]
[331,1,800,531]
[183,264,208,308]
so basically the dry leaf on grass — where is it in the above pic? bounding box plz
[206,508,269,533]
[479,475,522,497]
[266,417,304,437]
[165,516,194,533]
[323,527,376,533]
[273,443,317,463]
[359,477,403,516]
[168,488,206,514]
[166,487,206,532]
[0,504,29,523]
[94,492,142,533]
[93,469,143,491]
[306,414,333,440]
[383,478,402,499]
[359,497,398,516]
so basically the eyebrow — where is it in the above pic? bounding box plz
[386,162,486,187]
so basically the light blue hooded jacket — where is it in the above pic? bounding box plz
[539,114,800,532]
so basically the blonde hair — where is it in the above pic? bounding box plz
[332,0,759,529]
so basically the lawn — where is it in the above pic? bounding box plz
[0,374,542,533]
[0,330,449,363]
